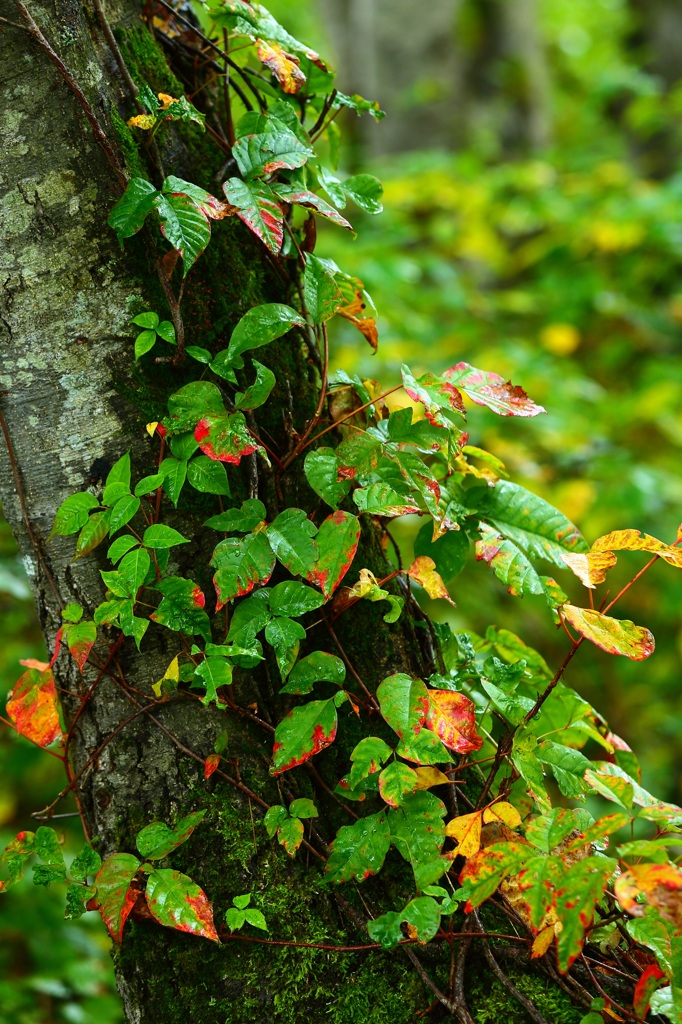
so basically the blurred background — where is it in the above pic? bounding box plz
[3,0,682,1018]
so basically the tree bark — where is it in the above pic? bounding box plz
[0,3,581,1022]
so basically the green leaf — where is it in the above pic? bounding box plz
[134,473,165,497]
[108,495,140,536]
[525,809,585,853]
[555,858,617,971]
[264,617,306,679]
[50,492,99,538]
[271,697,337,775]
[74,510,110,559]
[402,896,441,943]
[106,452,132,489]
[151,577,211,642]
[226,589,272,646]
[401,364,466,428]
[514,854,564,930]
[307,511,360,599]
[166,381,225,430]
[353,482,421,518]
[275,816,305,857]
[212,531,275,608]
[536,741,590,799]
[347,736,393,788]
[62,603,83,624]
[396,727,450,765]
[194,411,261,464]
[136,809,207,860]
[135,329,157,359]
[234,360,277,412]
[220,303,305,372]
[186,345,212,363]
[65,882,96,920]
[107,535,138,565]
[267,508,318,576]
[268,581,324,618]
[119,601,149,650]
[145,868,218,942]
[118,547,151,596]
[378,761,418,809]
[442,362,545,417]
[388,791,447,884]
[289,798,318,819]
[205,498,266,533]
[232,126,313,180]
[194,657,233,707]
[158,457,187,507]
[95,852,141,942]
[326,811,391,883]
[562,605,655,661]
[303,447,351,509]
[263,805,287,838]
[222,178,284,254]
[282,651,346,695]
[459,842,529,911]
[302,255,345,326]
[141,524,187,550]
[476,523,551,599]
[483,480,588,568]
[153,193,211,274]
[367,911,403,950]
[108,177,158,240]
[377,673,429,740]
[131,312,159,329]
[226,907,246,931]
[158,96,206,128]
[35,826,65,866]
[243,908,268,930]
[162,178,226,219]
[321,168,384,213]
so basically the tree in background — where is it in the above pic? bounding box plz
[2,3,682,1024]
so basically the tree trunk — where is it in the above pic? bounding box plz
[1,3,583,1022]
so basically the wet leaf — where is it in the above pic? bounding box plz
[212,532,275,609]
[476,524,552,600]
[367,910,403,950]
[353,482,421,517]
[161,176,227,220]
[267,508,318,576]
[154,193,211,274]
[378,762,418,808]
[483,802,522,829]
[282,651,346,695]
[232,126,313,180]
[592,529,682,569]
[401,364,465,428]
[50,492,99,538]
[524,809,584,853]
[143,524,189,549]
[256,39,306,92]
[271,697,337,774]
[406,556,454,604]
[222,178,284,254]
[136,810,207,861]
[108,177,159,240]
[326,811,391,883]
[95,853,141,942]
[65,620,96,671]
[70,843,102,884]
[443,363,545,418]
[274,186,353,232]
[425,689,483,754]
[564,812,632,852]
[221,303,305,371]
[276,816,305,856]
[205,499,266,534]
[6,667,61,747]
[377,673,429,740]
[562,605,655,660]
[194,412,261,465]
[388,791,447,885]
[151,577,211,642]
[145,868,218,942]
[302,255,344,326]
[234,360,276,412]
[307,511,360,598]
[74,510,110,559]
[395,727,450,765]
[414,523,469,582]
[160,457,187,506]
[204,754,221,780]
[346,736,394,789]
[459,841,529,911]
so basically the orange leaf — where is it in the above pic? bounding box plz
[615,863,682,927]
[406,556,455,605]
[6,667,61,747]
[204,753,221,780]
[531,925,556,959]
[560,550,617,588]
[337,307,378,352]
[256,39,306,94]
[445,811,482,858]
[19,658,49,671]
[483,801,522,829]
[425,690,483,754]
[633,964,665,1018]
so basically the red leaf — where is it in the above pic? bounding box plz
[145,867,218,942]
[204,753,221,780]
[562,605,655,661]
[6,667,61,747]
[194,412,261,464]
[307,511,361,599]
[442,362,545,417]
[271,698,338,775]
[426,690,483,754]
[633,965,665,1018]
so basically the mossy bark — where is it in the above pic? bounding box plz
[0,4,585,1023]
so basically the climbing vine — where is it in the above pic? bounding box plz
[3,3,682,1023]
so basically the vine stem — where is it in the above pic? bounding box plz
[282,323,330,468]
[293,383,404,460]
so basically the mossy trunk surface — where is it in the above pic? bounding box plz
[0,3,586,1022]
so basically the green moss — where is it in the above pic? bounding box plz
[115,23,183,97]
[110,108,148,180]
[467,962,583,1024]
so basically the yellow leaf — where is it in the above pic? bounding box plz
[531,925,555,959]
[445,811,482,858]
[152,656,180,698]
[347,568,378,599]
[256,39,306,94]
[560,550,617,588]
[406,556,455,605]
[157,93,177,110]
[146,422,159,437]
[483,801,522,829]
[413,766,450,790]
[127,114,156,130]
[591,529,682,569]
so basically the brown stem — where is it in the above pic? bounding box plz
[282,323,330,468]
